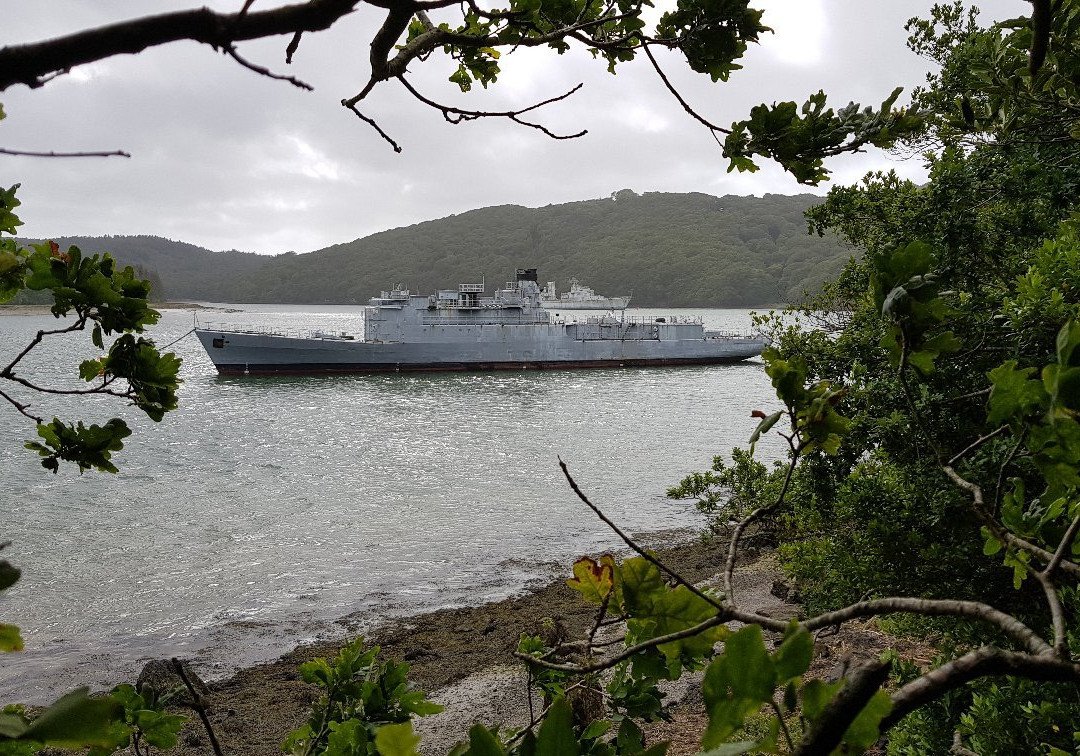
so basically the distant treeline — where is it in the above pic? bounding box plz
[17,190,853,307]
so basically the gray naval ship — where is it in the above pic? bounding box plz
[194,269,765,375]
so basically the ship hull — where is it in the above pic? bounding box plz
[195,327,763,376]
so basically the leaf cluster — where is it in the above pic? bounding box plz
[283,637,443,756]
[0,184,182,474]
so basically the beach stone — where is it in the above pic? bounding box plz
[404,647,439,661]
[136,659,210,704]
[769,578,800,604]
[753,605,804,622]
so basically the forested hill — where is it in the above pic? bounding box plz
[33,191,852,307]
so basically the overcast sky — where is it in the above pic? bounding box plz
[0,1,1016,255]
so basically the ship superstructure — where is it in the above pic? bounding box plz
[540,278,631,310]
[194,269,764,375]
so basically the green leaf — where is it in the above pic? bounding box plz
[616,718,643,753]
[324,718,369,756]
[0,560,21,592]
[749,410,783,448]
[800,679,842,721]
[535,698,578,756]
[842,689,892,749]
[462,724,505,756]
[374,722,422,756]
[988,361,1047,424]
[772,624,813,682]
[701,625,776,748]
[0,624,24,652]
[700,743,758,756]
[133,708,184,749]
[580,720,612,740]
[399,690,444,717]
[22,688,122,747]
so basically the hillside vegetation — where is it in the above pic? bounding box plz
[26,191,850,307]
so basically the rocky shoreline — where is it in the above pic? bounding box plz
[130,533,783,755]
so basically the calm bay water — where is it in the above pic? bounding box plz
[0,305,781,702]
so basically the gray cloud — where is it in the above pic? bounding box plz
[0,1,1016,254]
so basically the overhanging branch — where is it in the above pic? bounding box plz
[0,0,364,91]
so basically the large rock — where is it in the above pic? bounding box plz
[769,578,801,605]
[136,659,210,706]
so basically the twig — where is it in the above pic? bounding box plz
[770,699,794,751]
[943,465,1080,578]
[171,658,223,756]
[222,43,314,90]
[948,425,1008,465]
[0,387,42,423]
[340,101,403,152]
[514,614,730,673]
[2,320,89,376]
[0,1,365,91]
[559,457,724,612]
[993,429,1027,514]
[1041,512,1080,656]
[397,77,588,140]
[641,44,728,145]
[285,31,303,63]
[725,432,802,607]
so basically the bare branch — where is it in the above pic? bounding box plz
[882,648,1080,732]
[285,30,303,63]
[221,43,314,89]
[0,148,131,158]
[0,0,364,92]
[943,465,1080,578]
[725,432,801,606]
[1044,512,1080,581]
[171,658,223,756]
[340,101,403,152]
[514,613,731,674]
[948,425,1008,466]
[642,44,729,143]
[2,373,136,402]
[2,319,89,377]
[1032,569,1067,657]
[803,597,1052,656]
[397,76,588,140]
[0,387,42,423]
[558,457,724,612]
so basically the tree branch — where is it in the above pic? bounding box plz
[0,387,42,423]
[641,44,729,143]
[0,0,363,91]
[881,647,1080,732]
[397,76,588,140]
[794,660,891,755]
[0,148,131,158]
[725,432,801,606]
[803,597,1052,656]
[943,465,1080,578]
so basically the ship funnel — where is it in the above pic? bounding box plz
[516,268,538,282]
